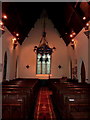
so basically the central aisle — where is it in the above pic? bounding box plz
[34,87,56,120]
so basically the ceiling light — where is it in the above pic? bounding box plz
[86,23,89,26]
[72,32,76,35]
[83,17,86,20]
[0,20,5,31]
[3,15,7,19]
[16,33,19,36]
[71,39,74,42]
[70,34,73,38]
[0,20,3,25]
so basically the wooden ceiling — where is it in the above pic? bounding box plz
[2,2,90,45]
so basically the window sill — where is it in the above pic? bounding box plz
[36,74,52,76]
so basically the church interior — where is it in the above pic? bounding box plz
[0,1,90,120]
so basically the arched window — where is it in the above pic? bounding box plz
[37,53,51,74]
[3,52,7,81]
[81,61,86,83]
[15,56,18,78]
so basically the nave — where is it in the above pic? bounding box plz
[2,78,90,120]
[1,2,90,120]
[34,87,56,120]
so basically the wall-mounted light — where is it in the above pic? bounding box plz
[12,37,18,49]
[72,32,76,36]
[70,33,75,38]
[83,16,86,20]
[86,23,89,26]
[70,30,76,38]
[0,14,8,36]
[0,20,4,30]
[0,20,3,26]
[70,34,73,38]
[0,20,5,35]
[16,33,19,37]
[84,21,90,39]
[70,39,75,49]
[71,39,74,42]
[3,14,7,19]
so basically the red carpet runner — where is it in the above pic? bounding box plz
[34,87,56,120]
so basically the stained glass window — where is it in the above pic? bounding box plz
[36,53,51,74]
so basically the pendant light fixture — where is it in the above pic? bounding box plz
[34,11,56,55]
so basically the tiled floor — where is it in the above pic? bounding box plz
[34,87,56,120]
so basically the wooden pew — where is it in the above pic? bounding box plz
[51,81,90,120]
[64,97,90,120]
[2,91,28,120]
[2,79,39,120]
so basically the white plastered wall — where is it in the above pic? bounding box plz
[68,28,88,83]
[18,18,69,79]
[1,27,20,81]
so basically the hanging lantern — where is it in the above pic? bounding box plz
[34,16,56,55]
